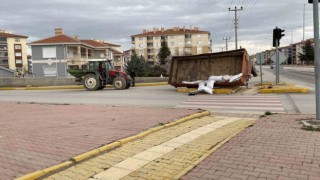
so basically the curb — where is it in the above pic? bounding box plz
[255,82,309,94]
[177,87,241,94]
[173,120,255,180]
[259,87,309,93]
[0,82,168,91]
[15,111,210,180]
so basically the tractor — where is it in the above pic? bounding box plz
[67,60,132,91]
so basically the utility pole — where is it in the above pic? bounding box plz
[229,6,243,50]
[303,4,306,41]
[223,37,231,51]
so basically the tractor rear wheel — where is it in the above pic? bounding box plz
[113,77,126,90]
[83,74,101,91]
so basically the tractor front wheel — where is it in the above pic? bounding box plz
[113,77,126,90]
[83,74,101,91]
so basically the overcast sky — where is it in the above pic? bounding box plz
[0,0,315,55]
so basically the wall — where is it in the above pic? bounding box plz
[0,77,76,87]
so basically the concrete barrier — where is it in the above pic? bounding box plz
[0,77,169,87]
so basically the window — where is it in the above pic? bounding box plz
[139,43,144,48]
[169,36,174,40]
[197,34,202,38]
[170,42,175,46]
[197,47,202,54]
[0,37,7,42]
[179,42,183,47]
[16,59,22,64]
[0,45,7,50]
[139,37,143,41]
[42,47,56,58]
[14,38,20,42]
[15,52,22,56]
[155,36,160,40]
[155,42,159,47]
[179,48,183,55]
[15,44,21,50]
[170,49,175,55]
[197,41,202,45]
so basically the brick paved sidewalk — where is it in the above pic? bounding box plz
[0,102,198,180]
[182,114,320,180]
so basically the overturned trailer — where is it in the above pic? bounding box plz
[169,49,256,88]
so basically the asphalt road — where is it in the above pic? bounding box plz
[0,85,189,108]
[0,66,316,115]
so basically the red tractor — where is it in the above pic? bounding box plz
[67,60,132,91]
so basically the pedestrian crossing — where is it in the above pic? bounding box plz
[175,95,286,114]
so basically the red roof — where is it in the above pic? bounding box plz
[81,40,107,47]
[103,42,121,47]
[0,32,28,38]
[30,34,81,44]
[132,28,209,37]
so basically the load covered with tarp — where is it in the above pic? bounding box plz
[169,49,256,88]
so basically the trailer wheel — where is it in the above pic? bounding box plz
[84,74,100,91]
[113,77,126,90]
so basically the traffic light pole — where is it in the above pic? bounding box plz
[312,0,320,120]
[275,41,280,84]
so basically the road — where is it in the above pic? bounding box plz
[0,66,316,115]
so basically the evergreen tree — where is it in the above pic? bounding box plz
[125,53,146,76]
[158,42,171,65]
[299,40,314,65]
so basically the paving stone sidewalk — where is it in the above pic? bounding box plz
[182,114,320,180]
[0,102,198,180]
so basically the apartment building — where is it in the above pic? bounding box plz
[29,28,123,77]
[131,27,212,64]
[0,30,28,71]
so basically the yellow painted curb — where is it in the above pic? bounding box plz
[15,110,210,180]
[173,120,256,180]
[135,82,168,87]
[71,149,101,162]
[177,87,240,94]
[15,170,44,180]
[14,161,73,180]
[118,136,138,145]
[97,141,121,152]
[0,82,168,91]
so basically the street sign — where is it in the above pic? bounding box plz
[271,52,286,64]
[256,52,265,65]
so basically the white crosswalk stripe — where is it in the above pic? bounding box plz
[176,95,286,114]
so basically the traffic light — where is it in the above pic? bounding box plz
[308,0,320,3]
[273,27,285,47]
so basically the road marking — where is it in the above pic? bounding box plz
[176,95,286,114]
[90,117,241,180]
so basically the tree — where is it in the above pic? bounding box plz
[158,42,171,65]
[299,40,314,65]
[125,53,146,77]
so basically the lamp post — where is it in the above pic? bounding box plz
[283,26,301,65]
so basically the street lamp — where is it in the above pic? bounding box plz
[283,26,302,65]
